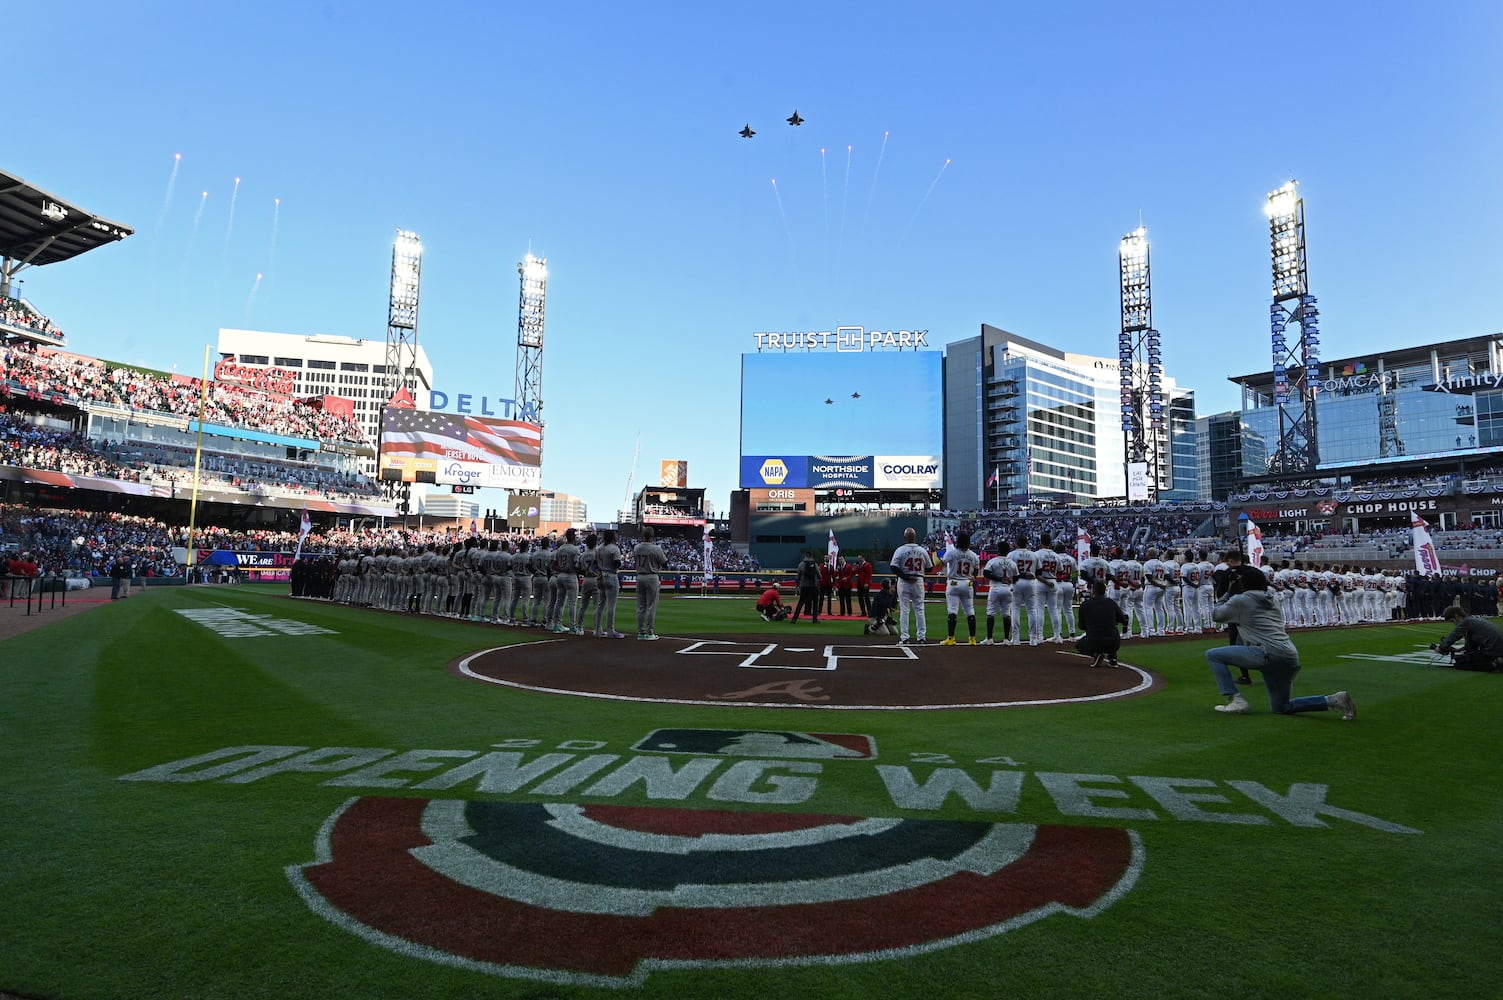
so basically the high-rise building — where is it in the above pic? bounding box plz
[539,491,587,524]
[1229,334,1503,478]
[216,328,435,479]
[945,325,1195,509]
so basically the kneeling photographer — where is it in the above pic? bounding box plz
[1432,606,1503,672]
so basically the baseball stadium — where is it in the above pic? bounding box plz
[5,106,1503,1000]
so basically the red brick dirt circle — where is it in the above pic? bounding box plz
[455,633,1164,710]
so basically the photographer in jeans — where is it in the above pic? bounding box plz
[1206,564,1356,720]
[1432,606,1503,671]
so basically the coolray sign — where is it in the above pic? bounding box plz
[427,390,540,422]
[874,456,941,489]
[808,455,874,489]
[751,327,930,353]
[1423,371,1503,395]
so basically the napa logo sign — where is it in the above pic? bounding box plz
[741,455,808,489]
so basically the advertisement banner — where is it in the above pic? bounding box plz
[505,493,542,533]
[435,460,491,487]
[661,460,688,488]
[379,409,542,488]
[807,456,875,490]
[740,456,809,489]
[873,455,941,490]
[1127,462,1150,502]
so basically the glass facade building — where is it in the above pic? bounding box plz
[945,325,1195,508]
[1231,335,1503,477]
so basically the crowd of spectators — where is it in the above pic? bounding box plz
[0,340,366,445]
[0,409,382,502]
[0,296,65,343]
[927,509,1213,559]
[0,410,144,482]
[0,505,179,583]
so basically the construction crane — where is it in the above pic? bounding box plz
[621,433,640,523]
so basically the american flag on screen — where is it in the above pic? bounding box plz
[380,410,542,466]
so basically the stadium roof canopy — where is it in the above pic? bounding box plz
[0,169,133,268]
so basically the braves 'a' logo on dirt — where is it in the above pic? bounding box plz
[288,797,1143,987]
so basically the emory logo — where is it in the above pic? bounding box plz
[288,798,1142,987]
[759,459,789,485]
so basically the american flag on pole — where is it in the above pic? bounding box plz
[827,528,840,570]
[1076,525,1091,563]
[294,505,312,561]
[703,522,714,582]
[1411,509,1439,576]
[1242,514,1264,569]
[380,409,542,466]
[986,467,999,488]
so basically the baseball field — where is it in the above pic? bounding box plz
[1,583,1497,999]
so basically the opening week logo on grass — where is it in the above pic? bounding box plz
[120,727,1421,987]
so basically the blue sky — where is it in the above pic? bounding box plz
[10,2,1503,519]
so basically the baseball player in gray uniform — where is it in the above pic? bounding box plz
[593,530,625,637]
[528,538,552,626]
[507,539,532,625]
[549,528,582,633]
[631,526,670,640]
[577,534,599,633]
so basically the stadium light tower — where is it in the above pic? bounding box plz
[385,230,422,400]
[382,230,422,514]
[1118,225,1163,500]
[514,253,547,425]
[1265,181,1321,475]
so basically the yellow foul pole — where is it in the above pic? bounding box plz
[184,345,212,567]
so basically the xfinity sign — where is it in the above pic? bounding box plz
[1423,370,1503,395]
[752,326,930,353]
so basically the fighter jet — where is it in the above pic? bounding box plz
[824,397,834,405]
[851,392,861,399]
[787,110,804,126]
[740,124,756,139]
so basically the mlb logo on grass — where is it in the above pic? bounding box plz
[635,729,876,759]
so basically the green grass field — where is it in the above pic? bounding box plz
[2,584,1499,999]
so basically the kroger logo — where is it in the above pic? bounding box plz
[443,463,483,484]
[760,459,789,485]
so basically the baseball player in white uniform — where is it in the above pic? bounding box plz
[981,543,1018,645]
[889,527,934,644]
[939,532,979,645]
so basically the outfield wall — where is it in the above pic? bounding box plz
[747,512,929,571]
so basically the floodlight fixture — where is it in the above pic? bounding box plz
[515,251,549,432]
[1264,182,1320,473]
[388,230,422,332]
[1117,223,1163,497]
[517,253,547,351]
[1266,181,1306,301]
